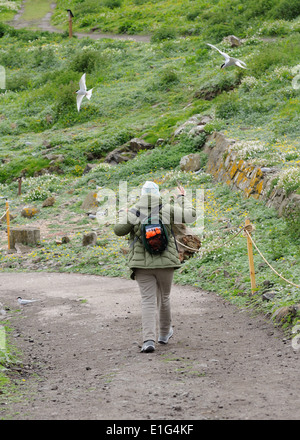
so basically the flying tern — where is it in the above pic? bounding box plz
[207,43,247,69]
[76,73,93,112]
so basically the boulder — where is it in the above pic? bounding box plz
[43,153,64,163]
[83,164,97,174]
[128,138,154,153]
[262,291,276,301]
[21,206,39,218]
[223,35,242,47]
[15,243,32,254]
[42,196,55,208]
[81,191,98,210]
[180,153,201,172]
[105,138,155,165]
[56,236,71,245]
[188,125,206,137]
[271,305,297,323]
[82,231,97,247]
[174,115,201,137]
[174,114,212,137]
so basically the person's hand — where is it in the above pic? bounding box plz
[177,185,186,196]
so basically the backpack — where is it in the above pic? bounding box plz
[130,204,169,255]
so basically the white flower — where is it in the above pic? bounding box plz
[240,76,258,91]
[276,167,300,193]
[0,1,20,12]
[90,163,112,173]
[22,174,68,201]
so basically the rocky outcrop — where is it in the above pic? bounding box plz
[222,35,241,47]
[180,153,201,172]
[174,115,212,137]
[81,191,98,210]
[203,131,300,216]
[204,132,267,199]
[104,138,155,165]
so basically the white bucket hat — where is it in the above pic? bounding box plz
[141,181,160,196]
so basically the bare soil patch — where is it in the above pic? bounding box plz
[0,272,299,420]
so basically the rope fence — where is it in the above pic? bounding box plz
[0,209,9,219]
[0,199,10,250]
[244,228,300,289]
[178,218,299,293]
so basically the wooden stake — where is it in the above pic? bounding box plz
[67,9,74,38]
[245,218,256,294]
[5,200,10,250]
[68,15,72,38]
[18,177,22,196]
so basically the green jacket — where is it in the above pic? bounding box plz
[114,194,196,279]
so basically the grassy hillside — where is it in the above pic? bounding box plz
[52,0,300,40]
[0,22,299,185]
[0,1,299,331]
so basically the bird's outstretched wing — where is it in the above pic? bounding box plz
[79,73,87,92]
[207,43,230,61]
[77,94,84,112]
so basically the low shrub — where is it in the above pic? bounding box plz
[6,72,31,91]
[103,0,122,9]
[70,49,101,73]
[276,167,300,195]
[158,68,180,89]
[215,91,240,119]
[54,81,77,115]
[22,174,66,201]
[151,27,177,43]
[271,0,300,20]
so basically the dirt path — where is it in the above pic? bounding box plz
[9,1,151,42]
[0,271,299,420]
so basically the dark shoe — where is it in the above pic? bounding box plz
[141,340,155,353]
[158,327,173,344]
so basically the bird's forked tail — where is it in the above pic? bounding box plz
[86,88,93,100]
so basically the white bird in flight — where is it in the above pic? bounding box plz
[17,297,39,305]
[207,43,247,69]
[76,73,93,112]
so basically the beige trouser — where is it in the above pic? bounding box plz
[135,268,174,342]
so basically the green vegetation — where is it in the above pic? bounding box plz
[0,24,299,180]
[0,0,21,22]
[0,324,24,399]
[51,0,300,40]
[21,0,53,21]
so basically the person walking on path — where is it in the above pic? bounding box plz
[114,181,196,353]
